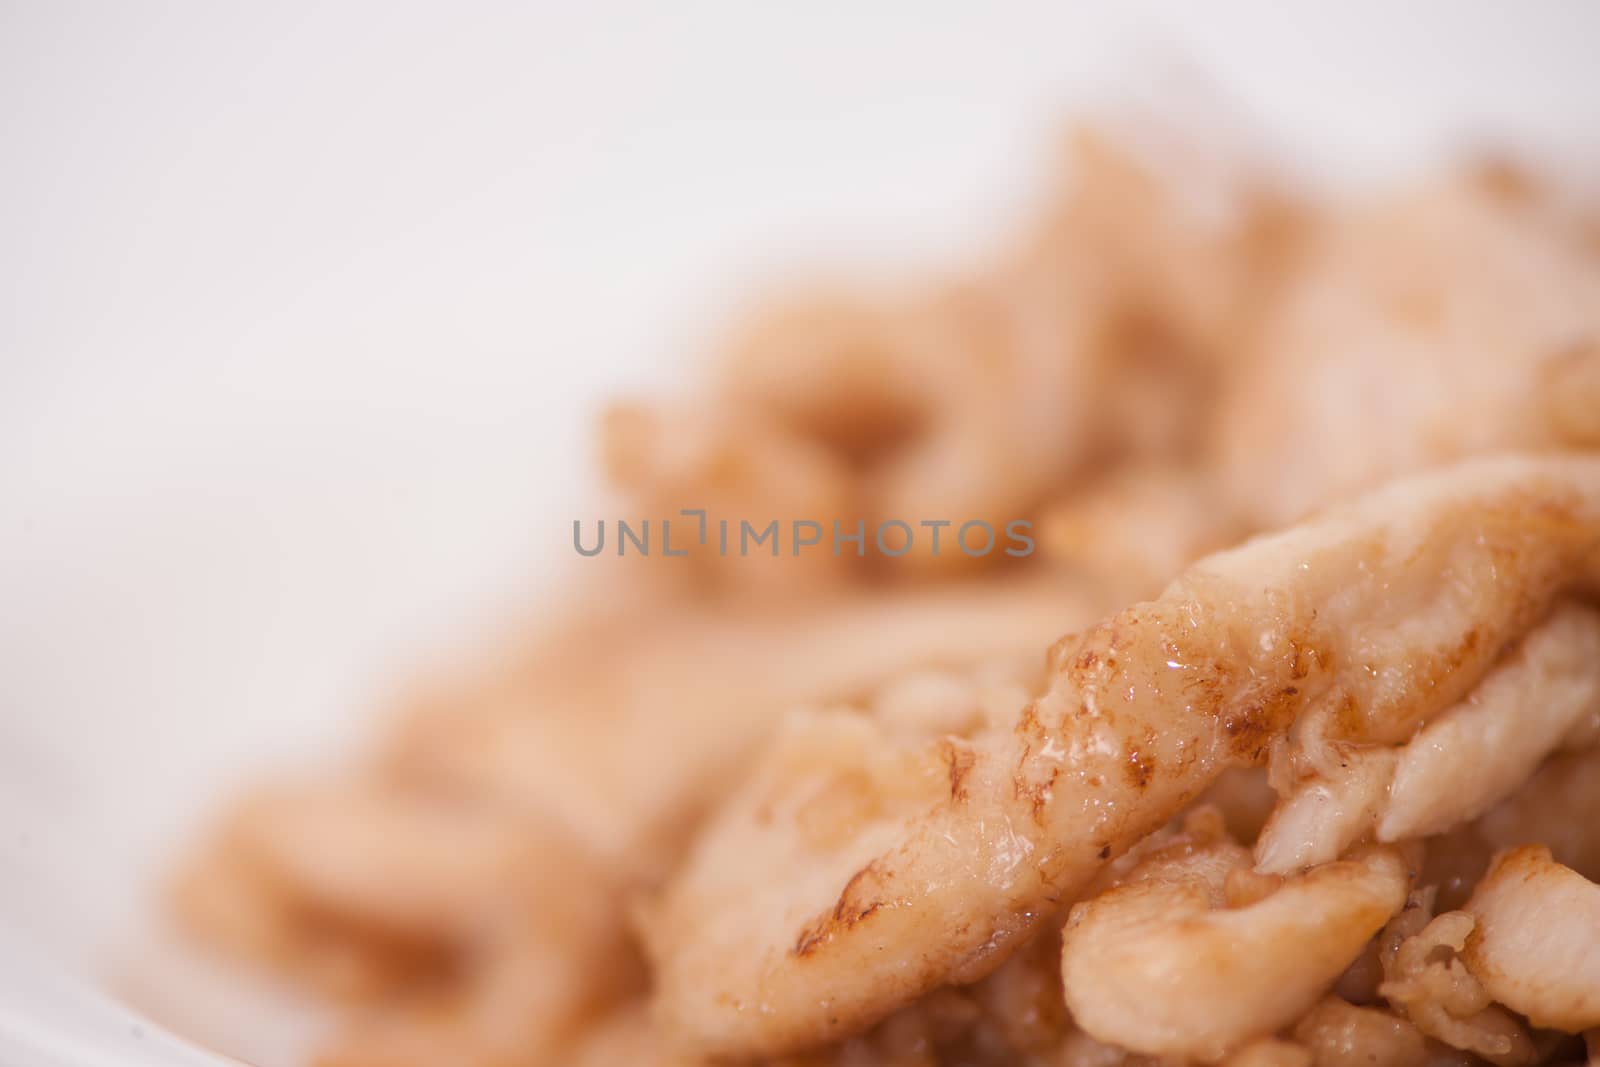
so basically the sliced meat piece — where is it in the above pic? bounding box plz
[1061,829,1404,1061]
[646,455,1600,1058]
[1462,845,1600,1032]
[1254,603,1600,873]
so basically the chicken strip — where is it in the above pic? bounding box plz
[1215,171,1600,528]
[1462,845,1600,1032]
[646,455,1600,1058]
[1060,824,1405,1061]
[1254,603,1600,873]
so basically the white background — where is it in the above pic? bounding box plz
[2,1,1598,1057]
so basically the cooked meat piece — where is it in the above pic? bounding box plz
[1215,173,1600,528]
[183,782,640,1064]
[1378,896,1536,1067]
[1039,462,1247,601]
[1292,997,1475,1067]
[1061,821,1404,1061]
[1461,845,1600,1032]
[1475,747,1600,881]
[646,456,1600,1058]
[1255,604,1600,873]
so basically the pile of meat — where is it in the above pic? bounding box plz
[173,126,1600,1066]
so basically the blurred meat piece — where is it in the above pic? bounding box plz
[608,129,1295,583]
[1215,171,1600,527]
[1291,997,1471,1067]
[602,402,858,591]
[1475,747,1600,882]
[1039,462,1246,601]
